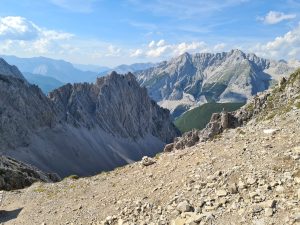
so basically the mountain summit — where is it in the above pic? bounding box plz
[135,50,298,117]
[0,58,179,177]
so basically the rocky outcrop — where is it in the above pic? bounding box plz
[165,111,238,151]
[0,58,178,177]
[165,68,300,152]
[0,58,25,80]
[0,155,60,191]
[49,71,178,143]
[135,49,298,117]
[0,73,56,151]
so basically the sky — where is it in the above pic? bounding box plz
[0,0,299,67]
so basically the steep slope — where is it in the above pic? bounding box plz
[0,58,179,177]
[166,69,300,152]
[24,72,64,94]
[49,72,178,143]
[135,50,298,117]
[0,58,25,80]
[174,102,244,133]
[1,69,299,225]
[0,55,99,83]
[0,73,57,151]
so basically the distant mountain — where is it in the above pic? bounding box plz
[24,72,64,94]
[174,102,245,133]
[100,62,157,76]
[73,63,110,73]
[0,55,100,83]
[135,49,299,117]
[0,58,179,177]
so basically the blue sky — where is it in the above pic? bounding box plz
[0,0,299,66]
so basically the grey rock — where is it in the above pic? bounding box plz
[216,190,227,197]
[228,183,238,194]
[176,200,193,213]
[0,155,60,190]
[264,208,273,217]
[135,49,297,117]
[163,69,300,152]
[164,143,174,152]
[0,58,25,80]
[0,59,179,177]
[141,156,156,166]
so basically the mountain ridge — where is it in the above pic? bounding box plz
[0,59,179,177]
[135,49,299,117]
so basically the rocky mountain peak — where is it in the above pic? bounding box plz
[50,72,179,142]
[0,58,179,176]
[135,50,298,117]
[0,58,25,80]
[165,68,300,152]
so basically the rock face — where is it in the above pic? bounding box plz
[165,68,300,152]
[135,49,298,116]
[0,155,60,191]
[49,72,178,143]
[0,58,179,177]
[0,58,25,80]
[0,73,56,151]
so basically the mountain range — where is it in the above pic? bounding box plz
[0,55,100,84]
[0,58,179,177]
[135,49,300,117]
[1,55,156,94]
[101,62,157,75]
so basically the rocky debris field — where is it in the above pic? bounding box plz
[1,106,299,224]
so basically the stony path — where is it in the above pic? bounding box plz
[1,109,299,225]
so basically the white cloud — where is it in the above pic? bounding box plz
[133,40,207,58]
[259,11,296,25]
[130,49,143,57]
[42,30,73,40]
[0,16,73,55]
[148,40,155,48]
[213,43,226,51]
[252,23,300,59]
[146,45,171,57]
[173,41,206,55]
[0,16,40,40]
[105,45,121,57]
[156,39,165,47]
